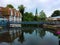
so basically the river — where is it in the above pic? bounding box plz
[0,27,59,45]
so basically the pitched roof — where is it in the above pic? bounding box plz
[51,16,60,18]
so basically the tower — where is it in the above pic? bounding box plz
[35,8,38,16]
[34,8,38,21]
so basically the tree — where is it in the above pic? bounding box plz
[51,10,60,17]
[23,12,34,21]
[6,4,14,8]
[18,5,25,21]
[39,10,46,21]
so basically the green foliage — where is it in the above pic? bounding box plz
[23,12,34,21]
[39,10,46,21]
[18,5,25,21]
[18,5,25,15]
[51,10,60,17]
[34,16,40,21]
[34,16,38,21]
[6,4,14,8]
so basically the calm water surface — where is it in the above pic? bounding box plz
[0,27,59,45]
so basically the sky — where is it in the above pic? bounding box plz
[0,0,60,17]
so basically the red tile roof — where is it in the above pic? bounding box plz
[0,7,21,17]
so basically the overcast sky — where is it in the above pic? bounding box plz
[0,0,60,17]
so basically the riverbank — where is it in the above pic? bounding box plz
[43,24,60,30]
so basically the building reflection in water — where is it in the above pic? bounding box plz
[0,27,60,45]
[0,28,21,42]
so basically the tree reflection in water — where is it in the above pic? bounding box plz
[38,29,46,38]
[18,31,24,43]
[0,27,60,45]
[23,29,34,34]
[18,28,34,43]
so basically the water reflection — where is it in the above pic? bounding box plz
[0,32,11,43]
[38,29,46,38]
[18,31,24,43]
[0,27,59,45]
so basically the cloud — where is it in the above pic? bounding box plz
[0,0,60,17]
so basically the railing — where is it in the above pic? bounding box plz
[9,21,46,24]
[0,21,60,27]
[10,21,60,24]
